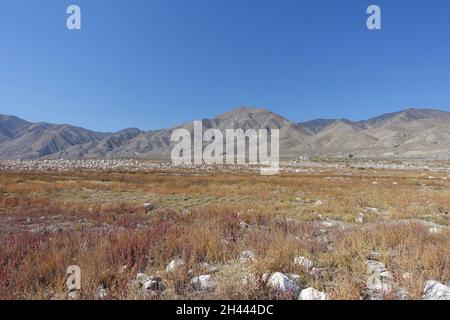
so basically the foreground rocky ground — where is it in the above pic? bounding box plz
[0,159,449,300]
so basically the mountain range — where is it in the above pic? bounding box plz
[1,107,450,160]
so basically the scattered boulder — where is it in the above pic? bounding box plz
[191,275,216,292]
[428,227,441,234]
[299,287,328,300]
[142,278,165,292]
[131,273,165,296]
[67,290,80,300]
[265,272,301,296]
[136,273,165,291]
[423,280,450,300]
[166,258,185,273]
[136,272,152,285]
[366,260,393,296]
[294,256,314,270]
[366,260,392,280]
[52,226,63,233]
[315,200,324,207]
[322,219,346,229]
[95,285,108,300]
[366,255,413,300]
[355,213,365,223]
[287,273,302,281]
[367,251,381,261]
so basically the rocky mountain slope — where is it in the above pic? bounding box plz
[1,107,449,160]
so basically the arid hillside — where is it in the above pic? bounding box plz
[1,107,450,160]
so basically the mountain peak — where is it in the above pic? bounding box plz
[218,106,272,117]
[0,114,31,125]
[362,108,450,128]
[401,108,450,119]
[298,119,338,134]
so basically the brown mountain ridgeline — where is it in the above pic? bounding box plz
[1,107,450,160]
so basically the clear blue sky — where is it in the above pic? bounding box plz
[1,0,450,132]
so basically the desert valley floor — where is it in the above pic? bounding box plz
[0,159,449,300]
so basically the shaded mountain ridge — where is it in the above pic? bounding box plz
[1,107,450,160]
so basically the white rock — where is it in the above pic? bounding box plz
[288,273,302,281]
[95,286,108,300]
[322,221,334,228]
[366,260,387,274]
[142,279,165,292]
[321,219,346,229]
[67,291,79,300]
[366,260,393,293]
[299,287,328,300]
[190,275,216,291]
[428,227,441,234]
[367,260,393,280]
[423,280,450,300]
[369,282,393,294]
[136,273,152,285]
[367,251,381,261]
[355,213,364,223]
[166,258,185,273]
[315,200,324,206]
[294,256,314,270]
[266,272,301,295]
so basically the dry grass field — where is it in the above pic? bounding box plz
[0,160,449,300]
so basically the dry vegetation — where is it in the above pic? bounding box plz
[0,162,449,300]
